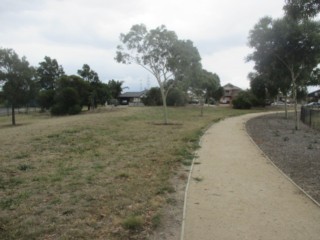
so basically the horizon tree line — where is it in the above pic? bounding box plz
[0,48,125,125]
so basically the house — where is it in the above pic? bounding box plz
[307,89,320,103]
[220,83,242,104]
[118,90,147,106]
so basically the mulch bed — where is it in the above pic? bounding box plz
[246,112,320,203]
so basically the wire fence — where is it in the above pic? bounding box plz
[301,106,320,130]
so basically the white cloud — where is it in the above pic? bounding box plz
[202,46,254,89]
[0,0,286,91]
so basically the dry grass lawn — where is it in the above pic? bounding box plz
[0,106,261,239]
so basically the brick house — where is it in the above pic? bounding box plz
[220,83,242,104]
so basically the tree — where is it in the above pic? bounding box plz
[37,56,65,110]
[0,48,35,125]
[249,72,278,106]
[50,75,91,115]
[77,64,101,109]
[57,75,91,108]
[169,39,202,91]
[166,88,187,106]
[232,90,255,109]
[51,87,81,115]
[107,79,124,99]
[189,69,220,116]
[38,89,55,110]
[249,66,292,116]
[116,24,201,124]
[284,0,320,20]
[77,64,99,84]
[95,82,110,106]
[213,86,224,102]
[248,16,320,129]
[37,56,64,90]
[142,87,162,106]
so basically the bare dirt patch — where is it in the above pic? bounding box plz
[246,112,320,203]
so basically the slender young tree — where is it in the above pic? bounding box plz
[190,69,220,116]
[116,24,201,124]
[77,64,101,109]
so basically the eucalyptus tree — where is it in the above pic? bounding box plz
[249,70,291,115]
[248,16,320,129]
[77,64,101,109]
[116,24,201,124]
[37,56,65,110]
[190,69,220,116]
[77,64,99,84]
[107,79,125,100]
[0,48,35,125]
[37,56,64,90]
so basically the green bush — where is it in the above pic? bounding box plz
[51,87,81,115]
[232,91,253,109]
[68,105,82,115]
[38,89,55,110]
[142,87,162,106]
[166,88,187,106]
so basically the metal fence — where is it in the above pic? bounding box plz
[301,106,320,130]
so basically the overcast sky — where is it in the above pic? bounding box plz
[1,0,286,91]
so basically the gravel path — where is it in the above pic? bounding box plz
[246,112,320,203]
[182,113,320,240]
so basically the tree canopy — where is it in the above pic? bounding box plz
[77,64,99,84]
[37,56,65,90]
[284,0,320,20]
[189,69,220,115]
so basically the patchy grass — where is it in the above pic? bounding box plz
[0,106,262,239]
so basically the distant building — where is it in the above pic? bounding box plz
[307,89,320,103]
[220,83,242,104]
[118,90,147,106]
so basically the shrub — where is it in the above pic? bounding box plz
[142,87,162,106]
[38,89,55,110]
[68,104,82,115]
[143,87,187,106]
[232,91,253,109]
[51,87,81,115]
[166,88,187,106]
[122,215,144,230]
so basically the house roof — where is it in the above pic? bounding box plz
[223,83,242,91]
[119,90,147,98]
[308,89,320,97]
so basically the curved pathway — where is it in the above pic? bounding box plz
[182,113,320,240]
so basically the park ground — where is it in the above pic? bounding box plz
[0,106,259,239]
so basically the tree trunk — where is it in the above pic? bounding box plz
[200,98,204,117]
[160,85,168,124]
[292,78,299,130]
[284,95,288,119]
[11,105,16,126]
